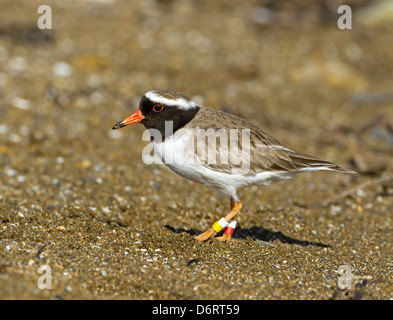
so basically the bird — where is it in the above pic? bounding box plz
[112,89,355,242]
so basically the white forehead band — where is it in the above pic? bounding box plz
[145,91,198,110]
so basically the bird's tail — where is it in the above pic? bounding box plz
[289,153,357,174]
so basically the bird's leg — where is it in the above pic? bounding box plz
[195,199,242,242]
[216,220,237,242]
[216,199,238,242]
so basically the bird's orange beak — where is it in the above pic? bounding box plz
[112,109,145,130]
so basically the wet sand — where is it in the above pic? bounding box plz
[0,0,392,300]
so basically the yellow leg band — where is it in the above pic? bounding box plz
[212,221,223,233]
[212,218,228,233]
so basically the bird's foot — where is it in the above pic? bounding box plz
[215,233,232,243]
[195,228,217,242]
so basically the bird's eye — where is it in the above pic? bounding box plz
[153,104,164,112]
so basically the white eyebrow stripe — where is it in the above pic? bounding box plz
[145,91,198,110]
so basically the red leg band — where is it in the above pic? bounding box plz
[224,226,234,235]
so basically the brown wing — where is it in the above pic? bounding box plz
[186,107,353,175]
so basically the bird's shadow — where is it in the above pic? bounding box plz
[164,225,330,248]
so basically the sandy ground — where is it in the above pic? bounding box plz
[1,0,393,300]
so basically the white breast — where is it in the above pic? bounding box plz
[152,129,206,183]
